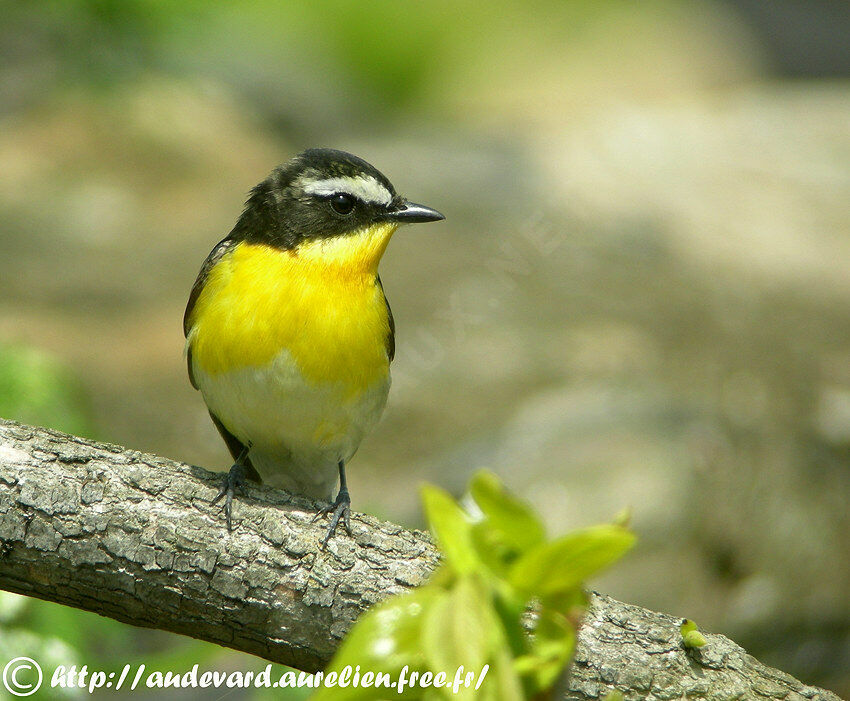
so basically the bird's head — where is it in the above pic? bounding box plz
[232,148,444,270]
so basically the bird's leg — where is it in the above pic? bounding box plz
[314,460,352,548]
[211,444,251,532]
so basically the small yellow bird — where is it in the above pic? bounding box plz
[184,148,444,545]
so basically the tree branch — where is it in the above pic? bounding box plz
[0,419,840,700]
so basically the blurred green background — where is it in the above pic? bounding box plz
[1,0,849,696]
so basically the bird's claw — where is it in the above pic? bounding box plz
[314,488,352,549]
[211,462,248,532]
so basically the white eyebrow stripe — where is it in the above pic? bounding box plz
[302,175,392,206]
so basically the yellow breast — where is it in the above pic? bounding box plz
[187,223,397,397]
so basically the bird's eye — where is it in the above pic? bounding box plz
[329,193,355,215]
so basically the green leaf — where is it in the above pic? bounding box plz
[469,524,512,577]
[420,588,455,671]
[313,587,439,700]
[520,605,577,692]
[320,474,635,701]
[477,647,525,701]
[469,471,546,553]
[509,525,635,597]
[515,589,586,694]
[421,577,498,677]
[421,484,478,575]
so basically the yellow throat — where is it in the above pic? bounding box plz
[187,222,398,393]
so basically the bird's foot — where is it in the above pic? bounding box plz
[211,462,249,532]
[313,488,352,549]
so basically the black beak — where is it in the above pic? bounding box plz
[384,201,445,224]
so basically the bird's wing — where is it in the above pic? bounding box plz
[183,237,237,389]
[376,275,395,362]
[207,410,262,483]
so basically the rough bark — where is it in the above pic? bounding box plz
[0,418,840,700]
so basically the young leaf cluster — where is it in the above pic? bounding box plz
[315,471,634,700]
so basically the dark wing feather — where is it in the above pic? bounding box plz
[376,275,395,362]
[208,411,262,484]
[184,238,237,389]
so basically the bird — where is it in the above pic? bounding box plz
[183,148,444,546]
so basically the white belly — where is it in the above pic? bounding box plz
[193,349,390,500]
